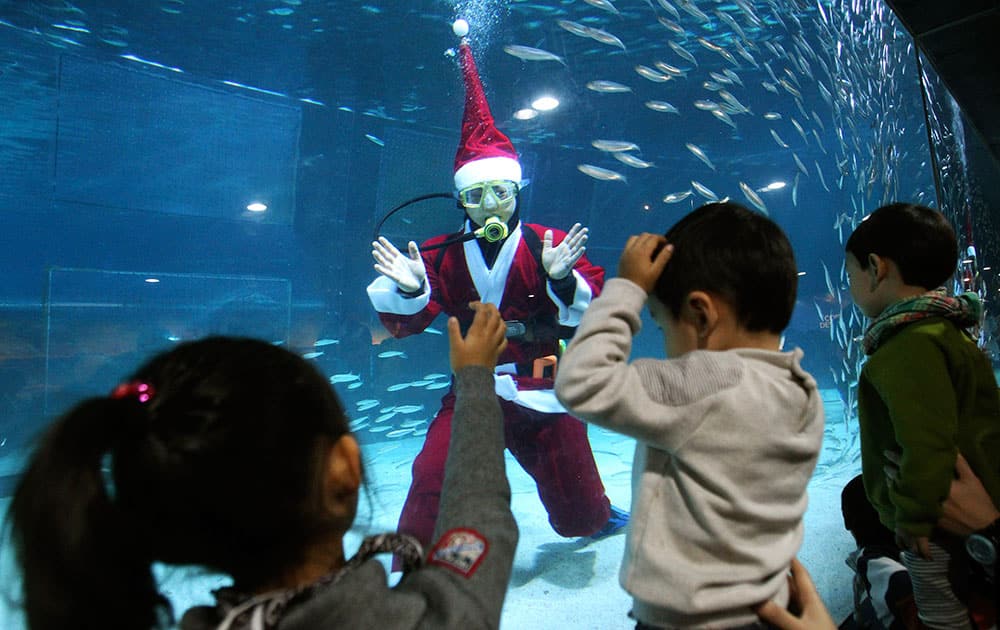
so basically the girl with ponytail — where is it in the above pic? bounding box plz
[9,302,517,629]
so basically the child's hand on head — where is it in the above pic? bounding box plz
[448,301,508,372]
[617,233,673,294]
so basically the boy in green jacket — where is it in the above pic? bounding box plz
[845,202,1000,629]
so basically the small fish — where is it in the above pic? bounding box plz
[657,17,685,35]
[685,143,715,170]
[653,61,686,77]
[763,112,782,120]
[400,418,428,428]
[693,100,720,111]
[423,373,448,380]
[425,381,451,390]
[577,164,627,182]
[422,326,443,335]
[792,152,809,176]
[329,373,361,383]
[302,351,324,359]
[711,109,737,130]
[356,400,380,411]
[613,152,654,168]
[790,117,808,144]
[377,350,407,359]
[395,404,425,414]
[313,338,339,346]
[503,45,565,65]
[662,190,693,204]
[739,182,769,215]
[761,81,779,94]
[408,380,432,387]
[586,80,632,93]
[770,129,789,149]
[657,0,681,20]
[635,65,670,82]
[587,26,627,50]
[583,0,620,14]
[690,180,719,201]
[668,40,698,66]
[374,412,397,423]
[386,383,412,392]
[815,161,831,192]
[645,100,679,114]
[364,134,384,147]
[556,19,592,38]
[792,172,800,207]
[368,424,392,433]
[347,382,363,390]
[386,428,415,439]
[592,139,640,152]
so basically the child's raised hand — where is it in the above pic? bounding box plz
[448,302,508,372]
[617,233,673,294]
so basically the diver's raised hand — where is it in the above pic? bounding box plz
[372,237,427,294]
[542,223,588,280]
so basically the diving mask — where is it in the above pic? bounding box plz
[457,179,519,209]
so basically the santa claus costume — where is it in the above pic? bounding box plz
[366,20,626,554]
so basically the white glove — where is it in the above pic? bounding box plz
[542,223,588,280]
[372,237,427,294]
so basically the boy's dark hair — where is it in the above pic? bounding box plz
[8,336,352,630]
[653,202,798,333]
[844,203,958,289]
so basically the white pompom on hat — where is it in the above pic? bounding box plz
[452,32,522,191]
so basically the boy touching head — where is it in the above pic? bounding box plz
[556,202,824,629]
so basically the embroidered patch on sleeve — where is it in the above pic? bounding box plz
[428,528,489,577]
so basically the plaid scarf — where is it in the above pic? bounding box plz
[863,287,983,355]
[213,533,424,630]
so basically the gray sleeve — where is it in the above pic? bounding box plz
[404,365,518,629]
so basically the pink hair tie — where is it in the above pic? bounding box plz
[110,381,155,403]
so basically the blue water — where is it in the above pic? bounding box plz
[1,0,998,627]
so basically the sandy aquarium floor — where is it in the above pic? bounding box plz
[0,389,859,629]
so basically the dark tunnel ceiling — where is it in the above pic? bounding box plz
[885,0,1000,168]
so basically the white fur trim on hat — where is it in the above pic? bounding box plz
[454,156,522,191]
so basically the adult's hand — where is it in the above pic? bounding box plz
[542,223,588,280]
[755,558,837,630]
[617,233,673,293]
[372,237,427,294]
[448,302,507,372]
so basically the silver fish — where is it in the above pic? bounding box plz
[763,112,782,120]
[693,99,720,111]
[686,143,716,170]
[739,182,769,215]
[653,61,686,77]
[592,139,640,152]
[556,19,592,38]
[613,152,654,168]
[584,0,620,13]
[657,17,685,36]
[330,373,361,383]
[577,164,628,182]
[635,65,670,82]
[690,180,719,201]
[645,100,679,114]
[587,26,627,50]
[770,129,789,149]
[586,80,632,93]
[792,152,809,176]
[662,190,693,203]
[711,109,737,130]
[656,0,681,20]
[503,45,565,65]
[792,172,800,207]
[815,161,831,192]
[377,350,406,358]
[790,117,808,144]
[668,40,698,66]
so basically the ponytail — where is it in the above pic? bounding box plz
[9,397,171,630]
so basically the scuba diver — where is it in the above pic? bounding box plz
[366,19,627,561]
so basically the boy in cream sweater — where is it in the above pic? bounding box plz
[556,202,825,629]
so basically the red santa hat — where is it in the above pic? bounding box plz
[453,30,522,191]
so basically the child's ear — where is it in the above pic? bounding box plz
[682,291,719,341]
[324,434,361,519]
[867,253,889,288]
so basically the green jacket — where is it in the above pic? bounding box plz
[858,317,1000,537]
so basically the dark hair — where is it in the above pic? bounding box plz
[653,202,798,333]
[8,336,352,630]
[844,203,957,289]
